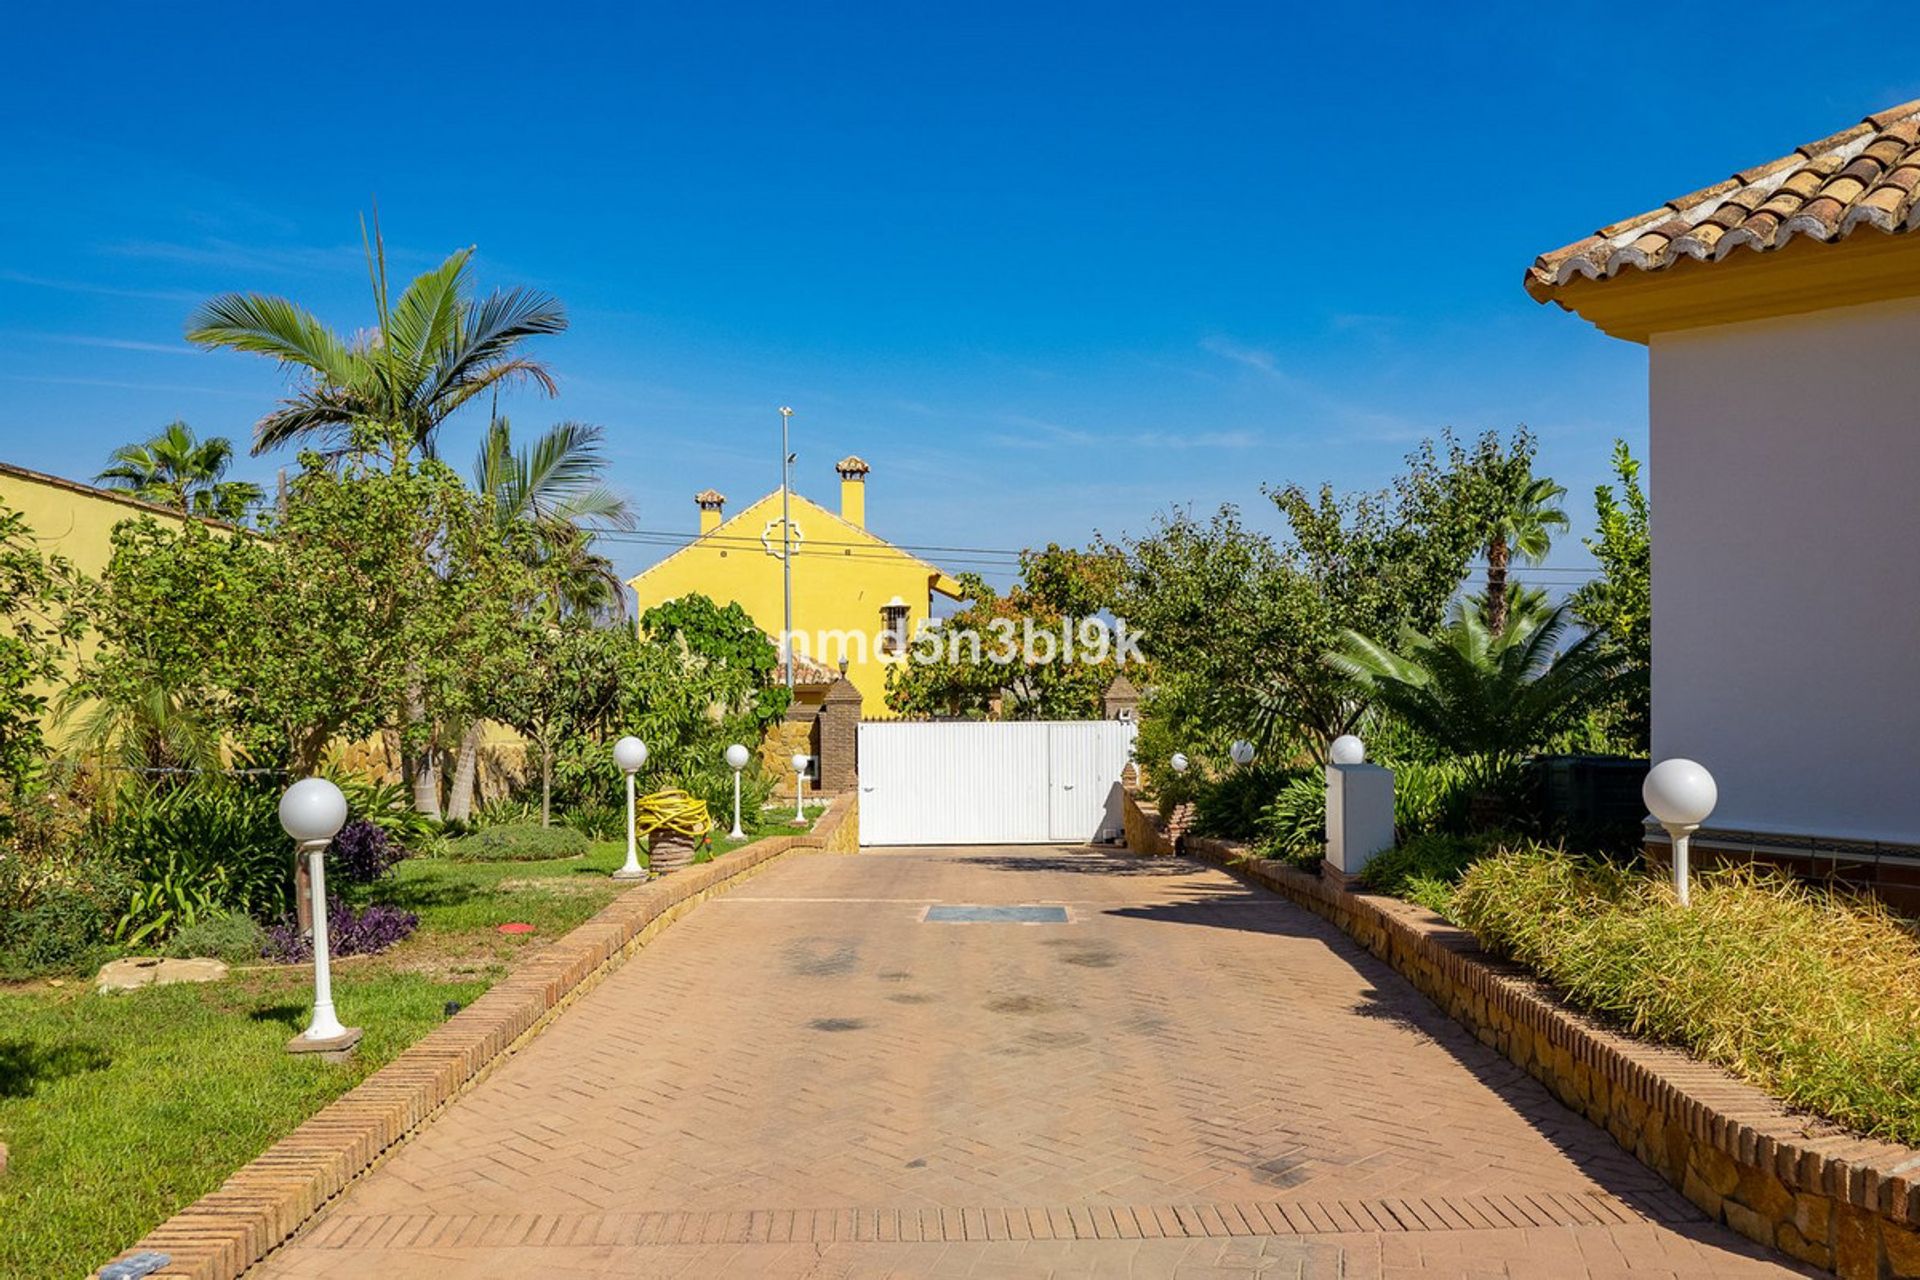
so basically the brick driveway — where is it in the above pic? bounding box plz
[259,846,1805,1278]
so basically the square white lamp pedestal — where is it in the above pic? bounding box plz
[286,1026,362,1063]
[1324,762,1395,883]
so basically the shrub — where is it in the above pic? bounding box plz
[0,786,131,976]
[0,870,134,978]
[1391,757,1477,838]
[1357,830,1512,916]
[97,778,291,942]
[1192,764,1293,840]
[447,822,589,862]
[1254,772,1325,869]
[166,909,269,964]
[262,899,418,962]
[1451,847,1920,1146]
[562,801,623,842]
[329,817,405,884]
[475,795,541,828]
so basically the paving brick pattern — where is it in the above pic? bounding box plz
[258,846,1807,1278]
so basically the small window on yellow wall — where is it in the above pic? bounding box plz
[880,600,909,655]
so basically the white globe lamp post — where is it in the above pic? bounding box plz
[1644,759,1717,907]
[790,751,810,824]
[1229,739,1255,767]
[1329,734,1366,765]
[613,736,649,880]
[279,778,356,1054]
[1168,751,1189,774]
[724,743,751,839]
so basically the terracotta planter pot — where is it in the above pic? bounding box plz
[648,830,696,874]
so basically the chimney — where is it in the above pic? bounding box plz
[694,488,726,535]
[835,456,870,528]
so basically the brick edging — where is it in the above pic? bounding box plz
[1122,789,1920,1279]
[107,796,860,1280]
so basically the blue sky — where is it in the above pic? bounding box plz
[3,2,1915,591]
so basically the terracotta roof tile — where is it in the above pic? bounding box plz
[1526,98,1920,300]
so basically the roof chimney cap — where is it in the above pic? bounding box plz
[835,455,871,479]
[694,488,726,510]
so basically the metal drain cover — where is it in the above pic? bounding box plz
[924,905,1069,924]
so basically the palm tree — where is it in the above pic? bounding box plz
[184,222,566,462]
[57,671,223,782]
[1328,601,1620,778]
[1483,474,1568,634]
[438,417,635,821]
[187,221,568,818]
[472,416,634,612]
[97,421,263,521]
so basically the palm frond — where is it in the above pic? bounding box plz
[186,294,354,381]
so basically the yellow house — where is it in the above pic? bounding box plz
[627,456,964,717]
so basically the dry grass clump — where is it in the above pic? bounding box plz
[1451,846,1920,1145]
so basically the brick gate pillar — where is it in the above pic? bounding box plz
[817,663,863,794]
[1102,673,1140,721]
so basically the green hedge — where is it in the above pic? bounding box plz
[1451,846,1920,1145]
[447,823,589,862]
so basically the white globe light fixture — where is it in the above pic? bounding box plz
[1229,739,1255,767]
[613,736,649,881]
[1168,751,1189,774]
[791,751,811,825]
[1329,734,1366,766]
[1643,759,1717,907]
[278,778,356,1054]
[724,742,751,839]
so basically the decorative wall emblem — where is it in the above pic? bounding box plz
[761,518,804,559]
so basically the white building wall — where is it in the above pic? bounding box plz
[1649,295,1920,843]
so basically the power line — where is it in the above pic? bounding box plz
[584,525,1609,575]
[579,524,1028,561]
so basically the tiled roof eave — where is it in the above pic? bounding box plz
[1526,98,1920,302]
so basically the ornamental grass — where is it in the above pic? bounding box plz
[1450,845,1920,1146]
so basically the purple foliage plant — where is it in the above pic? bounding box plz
[263,898,418,963]
[328,817,407,884]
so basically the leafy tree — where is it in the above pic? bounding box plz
[1114,435,1491,773]
[1328,601,1621,779]
[59,518,265,781]
[1569,442,1650,752]
[185,223,566,462]
[638,594,791,724]
[884,544,1127,720]
[95,421,263,521]
[550,596,790,819]
[0,501,88,793]
[75,459,534,792]
[491,615,595,826]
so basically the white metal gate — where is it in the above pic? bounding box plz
[857,720,1137,846]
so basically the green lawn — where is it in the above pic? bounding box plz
[0,968,485,1280]
[0,804,824,1280]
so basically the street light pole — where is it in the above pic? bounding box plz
[780,405,795,695]
[724,743,750,840]
[612,736,649,880]
[278,777,359,1058]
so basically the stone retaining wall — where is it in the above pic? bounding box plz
[1122,788,1920,1279]
[104,795,859,1280]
